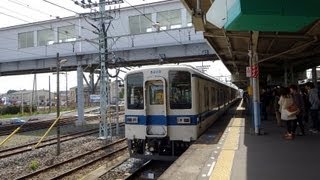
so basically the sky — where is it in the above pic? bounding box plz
[0,0,231,94]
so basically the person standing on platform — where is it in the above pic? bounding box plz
[273,88,281,126]
[306,82,320,133]
[278,87,297,140]
[260,88,268,121]
[289,84,305,136]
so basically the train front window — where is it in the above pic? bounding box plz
[127,73,144,109]
[169,71,192,109]
[148,81,164,105]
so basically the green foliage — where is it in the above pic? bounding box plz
[6,90,18,94]
[119,88,124,99]
[29,160,39,171]
[0,105,36,115]
[0,106,20,115]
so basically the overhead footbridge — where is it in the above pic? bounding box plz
[0,0,217,77]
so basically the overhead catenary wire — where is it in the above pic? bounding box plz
[6,0,99,36]
[0,1,101,54]
[8,0,55,19]
[0,6,35,21]
[42,0,80,15]
[14,0,104,50]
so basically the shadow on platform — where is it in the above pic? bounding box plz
[232,106,320,180]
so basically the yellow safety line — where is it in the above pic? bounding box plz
[0,127,21,146]
[34,114,62,149]
[209,117,244,180]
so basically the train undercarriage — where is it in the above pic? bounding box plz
[128,137,191,160]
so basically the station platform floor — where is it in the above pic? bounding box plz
[160,100,320,180]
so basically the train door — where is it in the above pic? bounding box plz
[145,79,167,137]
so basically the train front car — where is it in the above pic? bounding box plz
[125,66,196,160]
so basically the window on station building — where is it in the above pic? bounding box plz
[169,71,191,109]
[37,29,55,46]
[18,31,34,49]
[186,12,193,27]
[58,25,76,43]
[126,73,144,109]
[157,9,182,30]
[129,14,152,34]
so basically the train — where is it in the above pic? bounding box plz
[124,65,239,160]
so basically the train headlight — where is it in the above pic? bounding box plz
[126,116,138,124]
[177,117,191,124]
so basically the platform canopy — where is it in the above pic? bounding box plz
[181,0,320,89]
[207,0,320,32]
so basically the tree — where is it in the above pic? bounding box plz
[119,88,124,99]
[7,90,17,94]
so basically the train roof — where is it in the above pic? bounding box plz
[126,64,238,89]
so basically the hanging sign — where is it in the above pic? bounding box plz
[251,65,259,78]
[246,65,259,78]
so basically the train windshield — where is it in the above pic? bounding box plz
[169,71,192,109]
[127,73,144,109]
[149,81,164,105]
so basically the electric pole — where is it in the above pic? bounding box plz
[73,0,122,139]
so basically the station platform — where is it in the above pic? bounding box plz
[160,100,320,180]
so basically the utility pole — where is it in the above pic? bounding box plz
[65,72,68,107]
[99,0,109,139]
[56,53,61,155]
[21,91,24,114]
[49,76,51,113]
[73,0,122,139]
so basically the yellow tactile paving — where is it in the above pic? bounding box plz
[209,117,244,180]
[209,150,235,180]
[222,127,240,150]
[232,118,244,127]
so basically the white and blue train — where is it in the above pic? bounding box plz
[124,65,239,159]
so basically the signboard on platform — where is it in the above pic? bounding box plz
[90,95,100,103]
[246,65,259,78]
[246,67,251,77]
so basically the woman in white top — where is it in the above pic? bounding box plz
[278,87,297,139]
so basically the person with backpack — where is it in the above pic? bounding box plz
[289,84,305,136]
[305,82,320,133]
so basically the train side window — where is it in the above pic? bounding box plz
[204,87,209,110]
[211,87,215,107]
[169,71,192,109]
[127,73,144,109]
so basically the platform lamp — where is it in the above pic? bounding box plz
[56,53,68,156]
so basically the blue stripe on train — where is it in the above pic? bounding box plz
[125,109,219,125]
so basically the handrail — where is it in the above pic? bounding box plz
[34,114,62,149]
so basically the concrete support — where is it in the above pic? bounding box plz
[76,65,85,126]
[115,76,119,136]
[89,68,95,94]
[251,31,260,135]
[290,65,294,84]
[284,64,288,87]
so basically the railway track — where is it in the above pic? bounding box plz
[0,129,98,159]
[0,111,125,136]
[124,160,154,180]
[0,122,125,159]
[15,138,128,180]
[123,160,173,180]
[0,116,98,136]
